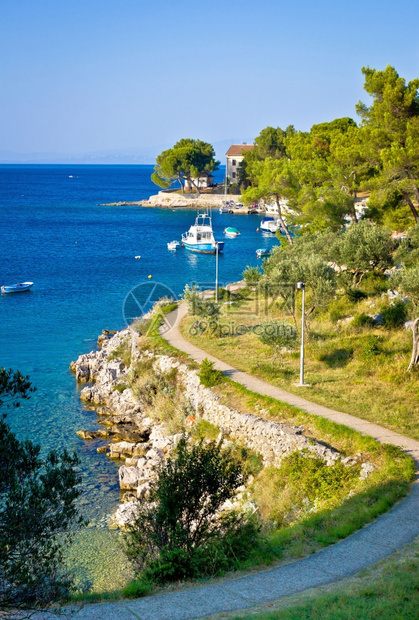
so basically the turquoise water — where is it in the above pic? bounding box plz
[0,164,279,520]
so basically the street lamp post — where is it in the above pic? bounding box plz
[215,242,219,303]
[296,281,310,387]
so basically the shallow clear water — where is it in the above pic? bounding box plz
[0,164,279,520]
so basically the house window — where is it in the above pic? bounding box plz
[232,159,236,166]
[232,172,236,179]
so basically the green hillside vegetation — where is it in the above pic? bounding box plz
[180,222,419,439]
[239,65,419,235]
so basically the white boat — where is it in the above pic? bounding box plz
[182,212,224,254]
[1,281,34,294]
[260,217,280,233]
[167,240,181,250]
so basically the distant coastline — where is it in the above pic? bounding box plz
[101,192,246,210]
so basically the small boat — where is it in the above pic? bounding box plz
[1,282,34,294]
[224,227,241,238]
[256,249,271,258]
[182,212,224,254]
[167,240,181,250]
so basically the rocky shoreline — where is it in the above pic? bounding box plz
[71,325,373,528]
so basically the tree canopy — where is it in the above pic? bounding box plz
[0,370,84,615]
[240,65,419,232]
[151,138,219,195]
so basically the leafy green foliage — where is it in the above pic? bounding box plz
[243,265,263,287]
[331,220,394,286]
[124,436,260,583]
[280,452,359,503]
[0,368,35,409]
[198,357,224,387]
[381,301,408,328]
[257,319,298,367]
[352,313,376,329]
[151,138,219,194]
[183,284,221,319]
[0,370,84,613]
[393,265,419,311]
[360,335,382,361]
[356,65,419,226]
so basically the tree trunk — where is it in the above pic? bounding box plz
[406,318,419,370]
[274,195,293,244]
[401,191,419,223]
[178,174,185,193]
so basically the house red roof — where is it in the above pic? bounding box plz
[226,144,254,156]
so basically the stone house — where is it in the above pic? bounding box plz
[226,144,254,182]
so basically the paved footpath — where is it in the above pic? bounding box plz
[53,304,419,620]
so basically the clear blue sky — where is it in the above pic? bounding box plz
[1,0,418,162]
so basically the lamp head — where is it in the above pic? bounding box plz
[296,281,305,290]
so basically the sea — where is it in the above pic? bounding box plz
[0,164,280,522]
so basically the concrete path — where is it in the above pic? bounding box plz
[54,303,419,619]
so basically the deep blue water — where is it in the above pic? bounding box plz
[0,164,279,519]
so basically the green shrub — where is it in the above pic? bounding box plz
[213,287,233,301]
[242,265,263,287]
[121,578,153,599]
[381,301,408,329]
[347,288,368,302]
[123,436,260,583]
[352,313,376,329]
[360,335,382,361]
[198,358,224,387]
[279,451,360,503]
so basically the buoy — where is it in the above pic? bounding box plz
[256,228,259,232]
[135,255,141,259]
[148,275,152,279]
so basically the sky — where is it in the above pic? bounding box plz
[1,0,418,164]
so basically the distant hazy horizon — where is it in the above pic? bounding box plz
[1,0,418,164]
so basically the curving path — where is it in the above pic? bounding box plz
[57,303,419,620]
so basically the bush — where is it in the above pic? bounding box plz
[242,265,263,287]
[381,301,408,329]
[360,335,382,361]
[347,288,368,302]
[124,436,260,583]
[352,313,376,329]
[198,358,224,387]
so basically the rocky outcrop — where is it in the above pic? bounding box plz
[71,327,372,528]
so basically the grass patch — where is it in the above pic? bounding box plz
[179,289,419,440]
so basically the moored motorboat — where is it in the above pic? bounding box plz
[167,240,181,250]
[260,217,279,233]
[182,212,224,254]
[256,249,271,258]
[224,227,241,238]
[1,281,34,294]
